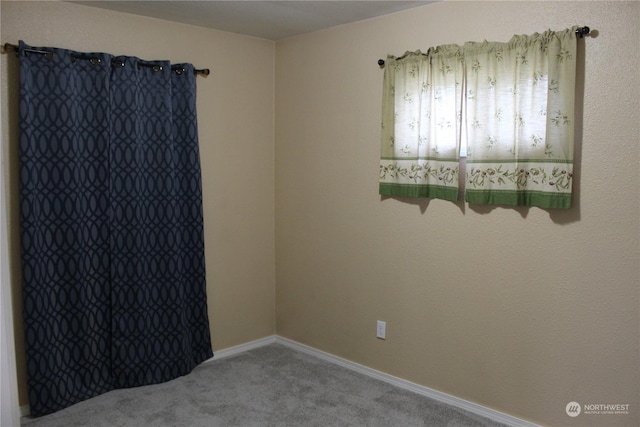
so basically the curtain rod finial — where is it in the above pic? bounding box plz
[2,42,18,56]
[378,59,385,69]
[576,26,590,38]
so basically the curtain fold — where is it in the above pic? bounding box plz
[18,41,212,416]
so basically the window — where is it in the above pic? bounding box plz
[380,27,578,209]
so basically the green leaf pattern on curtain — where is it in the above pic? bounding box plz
[379,46,463,201]
[464,27,577,208]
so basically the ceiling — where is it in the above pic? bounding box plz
[72,1,434,41]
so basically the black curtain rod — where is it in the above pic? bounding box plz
[377,26,591,68]
[2,42,210,76]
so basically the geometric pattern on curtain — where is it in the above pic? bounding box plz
[379,27,577,209]
[464,27,577,208]
[379,47,462,201]
[18,41,213,416]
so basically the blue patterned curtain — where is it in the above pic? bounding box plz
[18,41,213,416]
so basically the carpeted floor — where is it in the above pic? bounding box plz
[22,343,511,426]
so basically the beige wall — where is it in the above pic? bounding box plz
[275,1,639,426]
[2,0,639,426]
[1,1,276,406]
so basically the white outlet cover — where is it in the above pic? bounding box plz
[376,320,386,339]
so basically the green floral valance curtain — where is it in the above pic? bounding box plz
[380,27,578,209]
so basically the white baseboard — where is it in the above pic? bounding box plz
[275,336,539,427]
[207,335,278,362]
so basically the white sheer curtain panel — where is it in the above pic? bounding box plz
[379,47,463,201]
[463,27,578,208]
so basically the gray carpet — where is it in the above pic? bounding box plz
[22,343,511,427]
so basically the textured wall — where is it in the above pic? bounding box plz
[275,1,639,426]
[3,1,639,425]
[1,1,276,406]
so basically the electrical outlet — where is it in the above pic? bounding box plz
[376,320,386,339]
